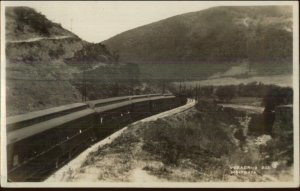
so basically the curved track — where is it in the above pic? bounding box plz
[6,94,187,182]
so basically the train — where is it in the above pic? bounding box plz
[6,94,186,182]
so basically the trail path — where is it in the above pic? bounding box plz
[7,36,72,43]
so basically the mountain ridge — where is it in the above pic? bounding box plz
[103,6,292,66]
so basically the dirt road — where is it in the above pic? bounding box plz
[6,36,72,43]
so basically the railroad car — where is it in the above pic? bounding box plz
[6,94,186,182]
[131,98,152,120]
[92,101,133,137]
[150,95,177,114]
[87,96,130,109]
[88,94,165,136]
[7,103,97,181]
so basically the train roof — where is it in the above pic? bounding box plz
[95,95,176,113]
[137,95,175,102]
[87,94,164,108]
[7,109,95,145]
[94,101,132,113]
[7,94,177,144]
[129,94,162,99]
[7,94,171,128]
[7,103,88,130]
[87,96,130,108]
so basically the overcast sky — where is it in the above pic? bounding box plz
[3,1,296,43]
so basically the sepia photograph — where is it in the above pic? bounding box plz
[0,0,299,188]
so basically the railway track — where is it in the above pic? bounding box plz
[6,94,187,182]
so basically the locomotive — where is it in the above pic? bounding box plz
[6,94,186,182]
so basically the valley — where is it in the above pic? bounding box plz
[3,4,295,184]
[5,6,293,115]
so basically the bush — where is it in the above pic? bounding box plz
[141,113,235,166]
[65,43,114,67]
[48,44,65,59]
[14,7,51,36]
[215,85,236,102]
[197,83,293,105]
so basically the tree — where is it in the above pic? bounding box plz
[215,86,235,102]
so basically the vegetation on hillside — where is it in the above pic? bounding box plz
[104,6,292,77]
[65,43,117,68]
[13,7,52,36]
[70,63,159,100]
[5,6,294,116]
[180,82,293,104]
[5,7,118,115]
[6,6,75,40]
[5,7,162,115]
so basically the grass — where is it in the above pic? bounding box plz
[81,129,139,168]
[130,107,236,181]
[137,101,292,181]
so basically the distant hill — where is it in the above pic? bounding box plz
[104,6,292,67]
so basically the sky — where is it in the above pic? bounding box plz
[2,1,217,43]
[2,1,296,43]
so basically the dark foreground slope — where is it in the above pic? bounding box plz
[104,6,292,78]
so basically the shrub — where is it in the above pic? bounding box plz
[48,44,65,59]
[14,7,51,36]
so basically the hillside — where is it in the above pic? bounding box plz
[104,6,293,78]
[5,6,77,41]
[5,7,117,115]
[5,6,294,115]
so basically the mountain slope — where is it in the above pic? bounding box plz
[103,6,292,68]
[5,6,76,41]
[5,7,116,115]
